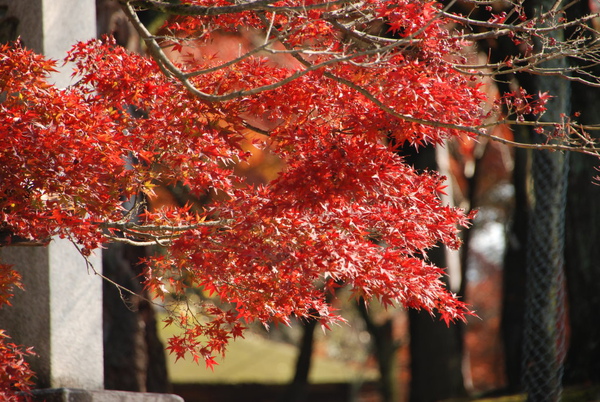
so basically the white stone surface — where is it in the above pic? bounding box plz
[50,238,104,389]
[0,240,104,390]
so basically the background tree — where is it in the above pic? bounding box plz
[563,0,600,387]
[96,0,170,392]
[403,145,467,402]
[450,0,600,396]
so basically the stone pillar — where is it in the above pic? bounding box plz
[0,0,105,390]
[0,240,104,390]
[0,2,184,400]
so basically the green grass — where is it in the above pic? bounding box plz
[158,320,378,385]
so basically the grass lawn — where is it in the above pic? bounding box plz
[158,318,378,385]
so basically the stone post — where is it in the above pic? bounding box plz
[0,0,104,390]
[0,1,182,400]
[0,240,104,390]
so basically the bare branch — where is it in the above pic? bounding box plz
[122,0,353,15]
[100,219,234,247]
[101,220,234,232]
[108,237,171,247]
[120,0,279,16]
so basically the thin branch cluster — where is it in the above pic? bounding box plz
[120,0,600,157]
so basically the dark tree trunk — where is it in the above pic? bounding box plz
[408,260,466,402]
[563,136,600,385]
[102,243,170,393]
[441,3,533,393]
[500,130,529,393]
[279,318,318,402]
[510,3,571,400]
[357,299,400,402]
[563,2,600,379]
[404,146,467,402]
[96,2,170,392]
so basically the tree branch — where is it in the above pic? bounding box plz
[120,0,279,16]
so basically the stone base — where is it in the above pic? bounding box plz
[26,388,184,402]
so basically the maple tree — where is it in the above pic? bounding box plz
[2,0,600,396]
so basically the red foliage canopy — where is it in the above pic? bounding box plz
[1,0,486,370]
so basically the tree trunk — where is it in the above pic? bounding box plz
[408,264,466,402]
[357,299,400,402]
[501,129,529,393]
[563,2,600,378]
[102,243,170,393]
[519,3,570,400]
[96,2,170,393]
[563,130,600,385]
[279,318,318,402]
[404,146,467,402]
